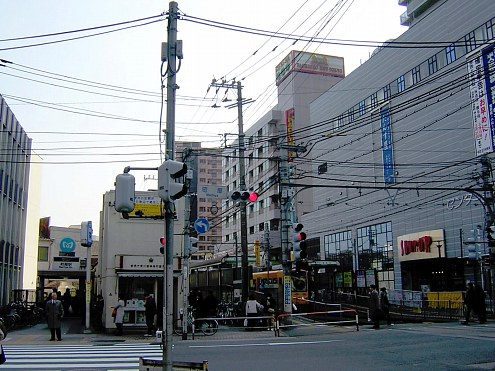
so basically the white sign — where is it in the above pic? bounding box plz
[397,229,445,262]
[197,185,227,200]
[53,256,80,270]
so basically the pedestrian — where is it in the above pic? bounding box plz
[463,282,476,325]
[45,292,64,341]
[204,290,218,317]
[144,294,157,336]
[474,284,486,324]
[113,299,125,336]
[63,288,72,316]
[0,319,6,365]
[380,287,392,325]
[245,294,263,330]
[369,284,380,329]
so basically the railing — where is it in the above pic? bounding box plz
[276,309,359,336]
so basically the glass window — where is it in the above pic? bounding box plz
[348,107,354,123]
[370,93,378,109]
[428,55,438,75]
[464,31,477,53]
[445,45,456,65]
[486,19,495,41]
[397,75,406,93]
[38,246,49,261]
[118,277,156,303]
[383,84,391,100]
[359,100,366,116]
[356,222,394,274]
[412,65,421,85]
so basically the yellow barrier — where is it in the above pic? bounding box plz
[426,292,463,309]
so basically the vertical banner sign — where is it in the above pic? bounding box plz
[284,275,292,313]
[468,50,494,156]
[482,45,495,150]
[254,240,260,266]
[380,106,395,184]
[286,108,295,162]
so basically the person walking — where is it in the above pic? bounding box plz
[45,292,64,341]
[204,290,218,317]
[62,288,72,316]
[474,284,486,324]
[144,294,157,336]
[463,282,476,325]
[245,294,263,330]
[113,299,125,336]
[380,287,392,326]
[369,285,380,329]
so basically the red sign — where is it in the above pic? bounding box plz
[400,236,432,256]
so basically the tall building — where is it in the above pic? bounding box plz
[176,142,223,259]
[0,95,32,305]
[304,0,495,294]
[221,51,346,264]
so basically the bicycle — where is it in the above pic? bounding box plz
[174,307,218,336]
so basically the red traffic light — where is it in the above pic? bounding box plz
[298,232,307,241]
[249,192,259,202]
[160,237,165,245]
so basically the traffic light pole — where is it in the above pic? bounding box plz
[279,148,292,314]
[163,2,179,370]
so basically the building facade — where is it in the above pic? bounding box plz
[0,95,32,305]
[303,0,495,295]
[221,51,346,264]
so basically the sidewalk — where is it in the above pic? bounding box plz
[1,317,279,346]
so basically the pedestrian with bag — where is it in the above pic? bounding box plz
[45,292,64,341]
[113,299,125,336]
[245,294,263,330]
[369,284,381,329]
[380,287,392,326]
[463,282,475,325]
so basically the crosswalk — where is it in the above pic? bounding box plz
[2,343,164,370]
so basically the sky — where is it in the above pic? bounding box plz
[0,0,408,232]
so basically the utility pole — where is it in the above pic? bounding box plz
[163,2,180,370]
[209,79,250,302]
[181,148,192,340]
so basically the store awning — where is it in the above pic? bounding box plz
[116,271,164,278]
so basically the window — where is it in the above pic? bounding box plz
[249,226,255,234]
[323,231,352,259]
[199,159,206,164]
[38,246,49,261]
[258,163,264,173]
[225,235,230,242]
[464,31,477,53]
[356,222,394,278]
[428,55,438,75]
[337,114,344,128]
[412,65,421,85]
[359,100,366,116]
[248,153,253,165]
[397,75,406,93]
[486,19,495,41]
[348,107,355,123]
[258,146,263,156]
[259,223,265,231]
[445,45,456,65]
[383,84,391,100]
[370,93,378,109]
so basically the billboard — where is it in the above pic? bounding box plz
[276,51,345,86]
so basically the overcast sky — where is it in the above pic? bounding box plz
[0,0,407,232]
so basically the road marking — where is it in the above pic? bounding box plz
[189,339,343,348]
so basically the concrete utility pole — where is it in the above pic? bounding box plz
[163,2,179,370]
[208,79,250,302]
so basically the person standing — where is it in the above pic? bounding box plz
[369,285,380,329]
[380,287,392,326]
[463,282,476,325]
[204,290,218,317]
[113,299,125,336]
[62,288,72,316]
[144,294,157,336]
[45,292,64,341]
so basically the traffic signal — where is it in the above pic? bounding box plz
[293,223,307,260]
[158,159,188,202]
[230,191,258,202]
[487,225,495,247]
[185,237,199,256]
[160,237,165,254]
[80,221,93,247]
[467,229,478,260]
[115,173,135,212]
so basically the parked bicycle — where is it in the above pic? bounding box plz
[174,306,218,336]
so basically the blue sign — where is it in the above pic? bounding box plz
[60,237,77,253]
[380,106,395,184]
[194,218,210,234]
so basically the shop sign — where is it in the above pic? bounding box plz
[53,256,80,270]
[397,229,445,262]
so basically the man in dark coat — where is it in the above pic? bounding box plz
[369,285,380,329]
[463,282,476,325]
[45,292,64,341]
[144,294,157,336]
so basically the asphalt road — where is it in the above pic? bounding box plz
[170,322,495,371]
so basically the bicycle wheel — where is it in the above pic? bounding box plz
[198,319,218,336]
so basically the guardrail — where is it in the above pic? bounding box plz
[275,309,359,336]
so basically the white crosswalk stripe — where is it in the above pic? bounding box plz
[2,343,164,370]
